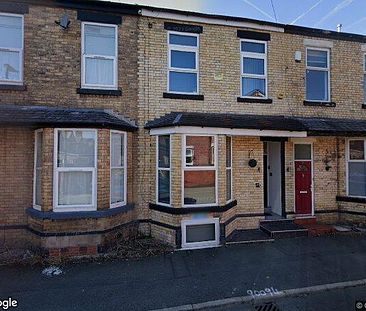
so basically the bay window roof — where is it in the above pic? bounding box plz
[0,104,137,131]
[145,111,366,136]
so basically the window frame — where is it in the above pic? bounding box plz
[346,138,366,198]
[305,47,330,102]
[156,135,172,207]
[53,128,98,212]
[110,130,127,208]
[185,146,194,166]
[0,12,24,85]
[364,54,366,105]
[226,136,233,203]
[181,218,220,250]
[240,38,268,99]
[81,21,118,90]
[33,129,43,211]
[167,31,199,95]
[182,134,218,207]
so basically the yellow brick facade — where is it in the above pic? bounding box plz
[2,2,366,254]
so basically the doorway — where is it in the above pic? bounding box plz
[294,143,313,215]
[264,141,283,218]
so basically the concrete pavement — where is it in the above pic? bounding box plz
[0,235,366,311]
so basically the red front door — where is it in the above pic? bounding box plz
[295,161,312,214]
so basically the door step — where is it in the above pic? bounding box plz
[293,216,317,226]
[260,220,308,239]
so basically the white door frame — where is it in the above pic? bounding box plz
[266,141,282,216]
[293,142,315,217]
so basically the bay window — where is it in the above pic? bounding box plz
[348,139,366,197]
[240,39,267,98]
[364,54,366,104]
[110,131,126,208]
[54,129,97,211]
[226,136,232,202]
[168,32,199,94]
[183,135,217,206]
[33,130,43,210]
[82,22,118,89]
[0,13,23,84]
[306,48,330,101]
[157,135,171,205]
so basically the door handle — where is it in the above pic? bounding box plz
[299,191,307,194]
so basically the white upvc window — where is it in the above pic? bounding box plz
[347,139,366,198]
[110,131,127,208]
[54,129,97,212]
[181,218,220,249]
[306,47,330,102]
[81,22,118,89]
[185,146,194,166]
[363,54,366,104]
[157,135,171,206]
[168,31,199,94]
[0,13,24,84]
[182,135,217,207]
[33,130,43,210]
[226,136,233,202]
[240,39,267,98]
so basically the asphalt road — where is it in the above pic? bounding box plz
[1,235,366,311]
[208,286,366,311]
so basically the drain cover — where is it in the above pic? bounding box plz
[254,302,280,311]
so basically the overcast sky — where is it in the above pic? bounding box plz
[112,0,366,35]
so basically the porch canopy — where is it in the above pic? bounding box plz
[0,104,137,131]
[145,112,366,137]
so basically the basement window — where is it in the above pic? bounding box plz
[168,32,199,94]
[181,218,220,249]
[0,13,23,84]
[82,22,118,89]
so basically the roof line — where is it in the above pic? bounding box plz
[138,3,366,42]
[16,0,366,42]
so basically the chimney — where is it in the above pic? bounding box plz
[337,23,342,32]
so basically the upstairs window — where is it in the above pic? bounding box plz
[0,13,23,84]
[306,48,330,102]
[348,139,366,197]
[241,39,267,98]
[82,22,118,89]
[168,32,199,94]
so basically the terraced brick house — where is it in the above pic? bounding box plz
[1,0,366,255]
